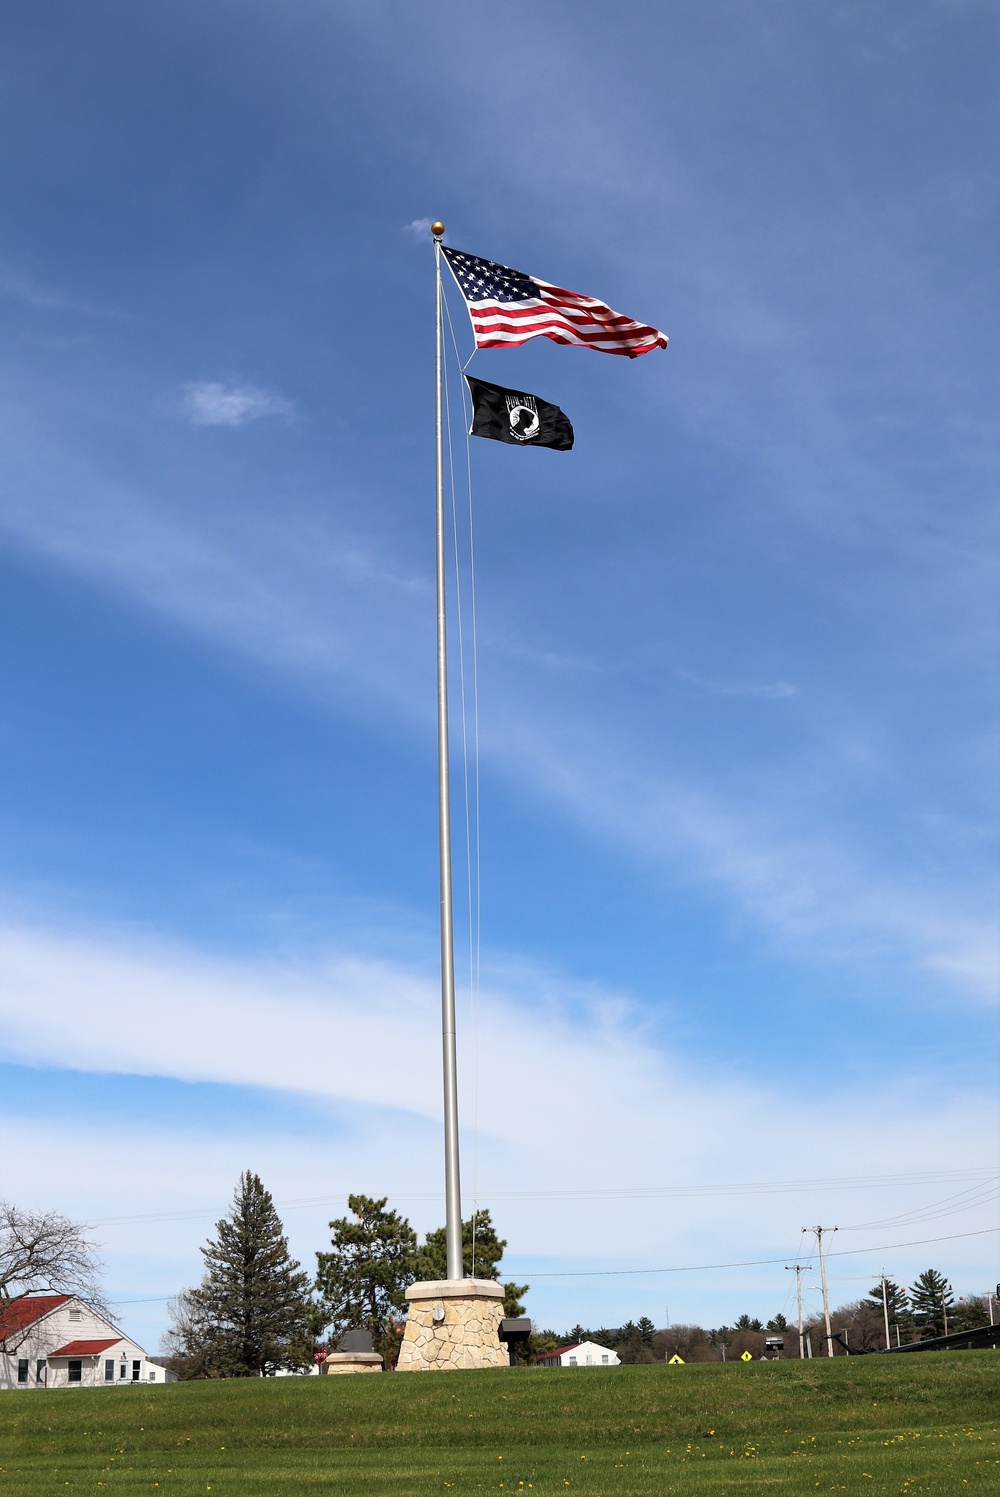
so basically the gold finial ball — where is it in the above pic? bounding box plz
[431,220,445,238]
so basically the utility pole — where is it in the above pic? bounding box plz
[804,1226,837,1357]
[785,1264,807,1360]
[880,1273,891,1351]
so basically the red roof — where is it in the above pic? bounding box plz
[0,1294,72,1341]
[541,1342,580,1360]
[49,1338,121,1357]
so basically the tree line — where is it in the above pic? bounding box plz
[548,1270,989,1363]
[2,1184,990,1374]
[162,1172,528,1376]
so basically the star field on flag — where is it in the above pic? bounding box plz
[442,246,668,359]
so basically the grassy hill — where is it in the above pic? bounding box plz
[0,1353,997,1494]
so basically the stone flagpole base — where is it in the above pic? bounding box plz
[395,1279,508,1371]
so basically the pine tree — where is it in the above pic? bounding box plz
[908,1268,954,1339]
[315,1194,417,1350]
[413,1206,504,1281]
[614,1320,644,1363]
[766,1313,789,1332]
[864,1278,909,1330]
[637,1316,656,1346]
[164,1171,317,1378]
[735,1313,763,1332]
[412,1207,528,1318]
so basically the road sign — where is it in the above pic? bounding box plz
[740,1351,753,1362]
[668,1354,685,1364]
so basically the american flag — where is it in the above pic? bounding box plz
[442,246,667,359]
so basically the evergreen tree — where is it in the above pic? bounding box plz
[637,1315,656,1346]
[413,1206,504,1280]
[164,1171,317,1378]
[315,1194,417,1351]
[766,1313,789,1332]
[735,1313,763,1332]
[614,1320,645,1363]
[413,1207,528,1318]
[909,1268,954,1338]
[864,1278,909,1329]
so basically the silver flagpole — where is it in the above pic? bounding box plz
[432,220,463,1281]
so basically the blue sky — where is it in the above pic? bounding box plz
[0,0,997,1349]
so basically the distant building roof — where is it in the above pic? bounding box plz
[49,1338,121,1357]
[0,1294,73,1341]
[541,1342,580,1359]
[540,1339,620,1364]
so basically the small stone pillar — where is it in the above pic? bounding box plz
[395,1278,508,1371]
[317,1327,384,1374]
[322,1350,383,1375]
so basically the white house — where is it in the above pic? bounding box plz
[0,1293,173,1391]
[538,1339,620,1368]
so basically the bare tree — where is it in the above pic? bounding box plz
[160,1290,215,1379]
[0,1200,106,1350]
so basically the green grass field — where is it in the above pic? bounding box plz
[1,1353,997,1495]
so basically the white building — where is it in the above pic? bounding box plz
[0,1293,173,1390]
[538,1339,620,1368]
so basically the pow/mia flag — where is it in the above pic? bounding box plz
[465,375,574,451]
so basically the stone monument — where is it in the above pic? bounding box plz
[319,1327,384,1375]
[396,1278,508,1372]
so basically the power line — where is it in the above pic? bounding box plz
[105,1224,999,1305]
[521,1225,999,1278]
[83,1167,997,1228]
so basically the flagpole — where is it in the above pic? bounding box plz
[432,220,463,1282]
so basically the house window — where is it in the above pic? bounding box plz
[132,1360,141,1382]
[36,1360,47,1383]
[568,1356,577,1365]
[601,1354,609,1364]
[69,1308,82,1322]
[105,1360,115,1382]
[119,1363,127,1379]
[68,1360,82,1383]
[17,1359,28,1383]
[148,1371,156,1381]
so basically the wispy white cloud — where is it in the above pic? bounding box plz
[0,263,71,312]
[179,381,293,427]
[403,217,434,240]
[0,261,121,319]
[678,668,796,700]
[504,716,999,1001]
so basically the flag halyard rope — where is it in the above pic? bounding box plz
[443,281,483,1278]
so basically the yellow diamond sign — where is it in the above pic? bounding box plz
[668,1354,685,1364]
[740,1351,753,1362]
